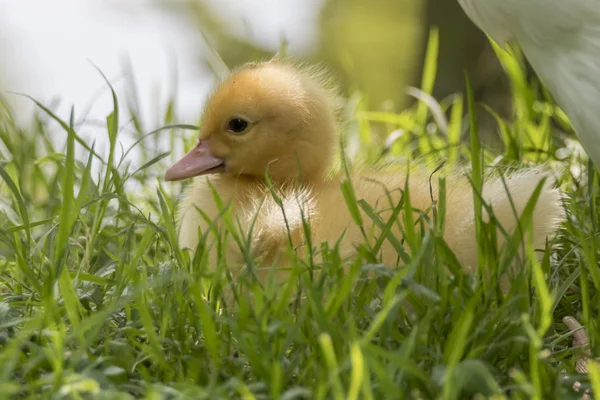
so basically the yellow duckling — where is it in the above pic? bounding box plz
[165,59,565,284]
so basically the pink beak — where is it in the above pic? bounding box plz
[165,140,225,181]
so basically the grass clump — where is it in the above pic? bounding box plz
[0,37,599,399]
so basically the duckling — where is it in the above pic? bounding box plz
[165,59,565,284]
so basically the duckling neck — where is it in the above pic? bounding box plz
[265,160,332,185]
[267,169,330,187]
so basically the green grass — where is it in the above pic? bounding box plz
[1,35,599,399]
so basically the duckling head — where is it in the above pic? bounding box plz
[165,59,340,184]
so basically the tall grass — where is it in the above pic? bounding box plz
[0,33,598,399]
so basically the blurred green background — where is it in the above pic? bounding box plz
[0,0,510,144]
[182,0,508,111]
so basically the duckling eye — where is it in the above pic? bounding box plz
[226,118,249,134]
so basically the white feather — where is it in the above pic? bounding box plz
[458,0,600,167]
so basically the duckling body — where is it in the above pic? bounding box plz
[167,59,565,282]
[177,165,563,281]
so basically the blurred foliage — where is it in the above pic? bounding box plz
[414,0,507,103]
[179,0,421,109]
[173,0,515,151]
[315,0,421,110]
